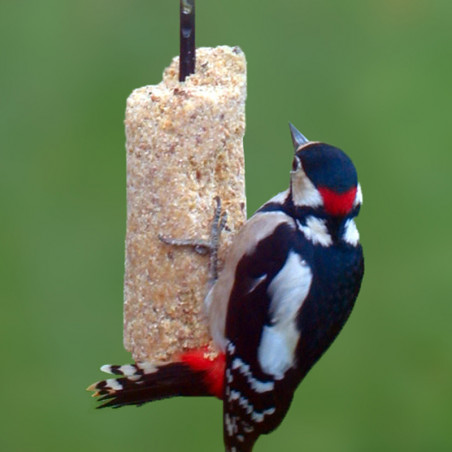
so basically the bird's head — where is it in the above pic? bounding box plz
[289,123,362,217]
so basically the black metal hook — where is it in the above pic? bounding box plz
[179,0,195,81]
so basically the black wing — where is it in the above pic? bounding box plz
[223,218,313,451]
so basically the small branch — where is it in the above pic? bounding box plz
[179,0,196,81]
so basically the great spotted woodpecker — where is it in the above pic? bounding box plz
[88,124,364,452]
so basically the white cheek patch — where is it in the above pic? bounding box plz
[291,167,323,208]
[258,252,312,379]
[297,216,333,247]
[354,183,363,207]
[343,219,360,246]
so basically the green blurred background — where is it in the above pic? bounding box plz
[1,0,451,450]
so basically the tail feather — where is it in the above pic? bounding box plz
[88,349,225,409]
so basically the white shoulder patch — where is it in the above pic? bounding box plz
[207,210,295,352]
[297,216,332,246]
[257,252,312,379]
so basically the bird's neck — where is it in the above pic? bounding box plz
[294,209,360,247]
[255,189,360,247]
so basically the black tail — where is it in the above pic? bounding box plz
[87,361,212,408]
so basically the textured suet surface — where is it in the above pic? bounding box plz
[124,46,247,363]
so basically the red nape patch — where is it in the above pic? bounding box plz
[318,187,357,216]
[180,347,226,399]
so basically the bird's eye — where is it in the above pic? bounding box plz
[292,157,301,171]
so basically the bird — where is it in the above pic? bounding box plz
[88,124,364,452]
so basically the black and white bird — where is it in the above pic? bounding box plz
[88,124,364,452]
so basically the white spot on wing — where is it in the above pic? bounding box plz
[297,216,332,246]
[226,388,275,423]
[258,252,312,379]
[228,390,254,415]
[225,413,238,436]
[232,357,275,393]
[251,407,276,423]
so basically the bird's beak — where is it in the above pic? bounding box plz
[289,123,309,153]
